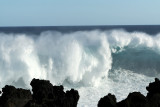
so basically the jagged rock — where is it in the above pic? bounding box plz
[118,92,149,107]
[0,79,79,107]
[146,78,160,99]
[146,78,160,107]
[25,78,79,107]
[64,89,79,107]
[98,78,160,107]
[30,78,65,104]
[0,85,32,107]
[98,93,117,107]
[127,92,149,107]
[3,77,160,107]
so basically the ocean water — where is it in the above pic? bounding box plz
[0,25,159,106]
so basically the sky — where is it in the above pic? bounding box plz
[0,0,160,26]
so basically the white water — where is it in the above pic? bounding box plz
[77,69,154,107]
[0,30,159,106]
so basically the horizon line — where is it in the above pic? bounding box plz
[0,24,160,28]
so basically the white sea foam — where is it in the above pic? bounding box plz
[0,30,159,106]
[77,69,154,107]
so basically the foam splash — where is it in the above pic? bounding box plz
[0,30,160,106]
[108,30,160,53]
[0,30,160,87]
[77,69,154,107]
[0,31,112,88]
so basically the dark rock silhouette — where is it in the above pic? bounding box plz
[117,92,149,107]
[146,78,160,99]
[26,78,79,107]
[98,78,160,107]
[0,85,32,107]
[98,93,117,107]
[0,78,79,107]
[1,78,160,107]
[146,78,160,107]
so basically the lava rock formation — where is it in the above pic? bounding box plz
[0,78,79,107]
[98,78,160,107]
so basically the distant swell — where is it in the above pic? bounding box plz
[0,30,160,88]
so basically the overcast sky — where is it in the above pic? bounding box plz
[0,0,160,26]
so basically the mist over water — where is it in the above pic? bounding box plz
[0,30,159,106]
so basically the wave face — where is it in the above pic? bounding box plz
[0,29,159,106]
[0,31,112,87]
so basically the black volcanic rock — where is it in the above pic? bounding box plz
[2,77,160,107]
[65,89,79,107]
[98,78,160,107]
[146,78,160,107]
[98,93,117,107]
[149,93,160,107]
[146,78,160,99]
[30,78,65,103]
[0,85,32,107]
[25,78,79,107]
[0,79,79,107]
[117,92,149,107]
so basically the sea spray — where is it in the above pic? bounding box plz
[0,30,112,88]
[0,30,159,106]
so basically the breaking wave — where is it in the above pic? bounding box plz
[0,30,160,88]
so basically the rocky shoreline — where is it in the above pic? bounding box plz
[0,78,160,107]
[0,78,79,107]
[98,78,160,107]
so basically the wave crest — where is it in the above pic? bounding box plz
[0,30,160,88]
